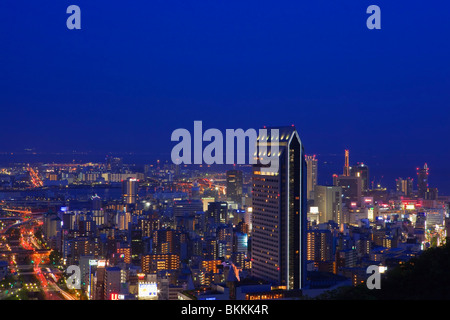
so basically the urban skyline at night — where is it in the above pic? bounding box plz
[1,0,450,309]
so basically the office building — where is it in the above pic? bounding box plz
[152,229,180,255]
[350,163,369,192]
[207,202,228,225]
[173,200,203,217]
[226,170,243,206]
[307,229,333,262]
[314,185,343,225]
[305,155,318,201]
[425,187,438,200]
[336,175,362,207]
[141,254,180,274]
[104,266,125,300]
[251,125,307,290]
[417,163,429,199]
[396,177,414,197]
[122,178,138,204]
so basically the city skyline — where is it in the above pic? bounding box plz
[0,129,449,302]
[1,0,450,305]
[0,149,444,196]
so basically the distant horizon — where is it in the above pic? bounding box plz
[0,149,447,196]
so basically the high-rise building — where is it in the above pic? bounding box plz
[350,163,369,192]
[207,202,228,225]
[307,229,333,262]
[305,155,318,201]
[233,231,249,254]
[251,125,307,290]
[104,266,125,300]
[141,254,180,274]
[332,174,339,186]
[116,211,132,230]
[336,175,362,207]
[343,149,350,177]
[314,185,342,225]
[425,187,438,201]
[335,150,362,206]
[417,163,429,199]
[78,215,95,236]
[396,177,413,197]
[152,229,180,255]
[122,178,138,204]
[226,170,243,206]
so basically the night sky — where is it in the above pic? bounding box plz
[1,1,450,192]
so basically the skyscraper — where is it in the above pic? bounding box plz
[122,178,138,204]
[396,177,413,197]
[251,125,307,290]
[343,149,350,176]
[350,162,369,192]
[336,175,362,207]
[314,185,342,225]
[305,155,318,201]
[226,170,243,206]
[334,149,363,206]
[417,163,429,199]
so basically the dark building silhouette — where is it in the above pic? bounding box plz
[251,125,307,290]
[226,170,243,206]
[207,202,228,225]
[350,162,369,192]
[417,163,429,199]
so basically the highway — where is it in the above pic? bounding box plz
[1,209,78,300]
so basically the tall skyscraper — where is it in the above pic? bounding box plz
[396,177,413,197]
[305,155,318,201]
[122,178,138,204]
[350,162,369,192]
[226,170,243,206]
[336,175,362,207]
[417,163,429,199]
[314,185,342,225]
[251,126,307,290]
[343,149,350,176]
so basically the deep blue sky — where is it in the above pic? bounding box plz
[1,1,450,192]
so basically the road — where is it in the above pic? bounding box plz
[2,216,78,300]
